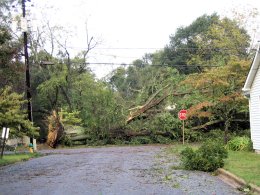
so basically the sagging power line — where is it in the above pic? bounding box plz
[67,46,251,51]
[84,62,220,68]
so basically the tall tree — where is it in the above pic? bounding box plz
[0,0,24,93]
[157,14,250,74]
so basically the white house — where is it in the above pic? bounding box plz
[242,44,260,153]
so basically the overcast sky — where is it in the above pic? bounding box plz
[31,0,260,78]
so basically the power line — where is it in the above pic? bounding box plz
[93,47,163,50]
[39,60,220,68]
[88,52,246,60]
[89,53,141,59]
[74,62,221,68]
[67,46,163,50]
[66,46,250,51]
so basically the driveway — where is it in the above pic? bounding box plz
[0,145,242,195]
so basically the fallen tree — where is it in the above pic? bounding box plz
[45,85,192,146]
[127,85,170,123]
[126,85,191,124]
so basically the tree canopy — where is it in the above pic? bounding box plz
[149,14,251,74]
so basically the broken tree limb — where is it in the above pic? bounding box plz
[190,120,223,130]
[126,92,170,123]
[126,85,193,124]
[143,84,170,106]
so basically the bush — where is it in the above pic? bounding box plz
[234,129,251,138]
[180,141,228,172]
[226,136,253,151]
[205,129,224,140]
[60,135,73,146]
[153,135,172,144]
[184,129,203,142]
[114,139,130,145]
[151,113,181,134]
[130,136,152,145]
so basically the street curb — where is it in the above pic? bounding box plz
[217,168,260,194]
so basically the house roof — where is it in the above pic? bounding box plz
[242,44,260,93]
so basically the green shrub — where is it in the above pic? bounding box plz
[60,135,73,146]
[153,135,172,144]
[150,113,181,135]
[205,129,225,142]
[226,136,253,151]
[130,136,152,145]
[185,129,203,142]
[180,141,228,172]
[114,139,130,145]
[234,129,251,138]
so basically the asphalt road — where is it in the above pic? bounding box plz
[0,145,242,195]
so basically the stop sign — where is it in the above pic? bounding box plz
[178,109,187,120]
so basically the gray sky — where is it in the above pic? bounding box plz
[30,0,260,78]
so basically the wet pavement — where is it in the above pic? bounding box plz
[0,145,242,195]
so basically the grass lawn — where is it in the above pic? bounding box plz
[0,153,41,167]
[224,150,260,186]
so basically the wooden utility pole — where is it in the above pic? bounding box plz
[22,0,33,144]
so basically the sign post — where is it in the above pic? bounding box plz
[178,110,187,145]
[1,127,9,159]
[182,120,185,145]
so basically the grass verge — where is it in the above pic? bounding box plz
[0,153,41,167]
[224,150,260,186]
[166,143,260,187]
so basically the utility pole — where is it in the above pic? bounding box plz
[22,0,33,144]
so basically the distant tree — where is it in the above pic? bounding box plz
[157,14,250,74]
[187,17,250,66]
[0,0,17,25]
[0,22,24,93]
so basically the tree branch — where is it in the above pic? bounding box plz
[190,120,223,130]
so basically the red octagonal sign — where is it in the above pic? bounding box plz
[178,109,187,120]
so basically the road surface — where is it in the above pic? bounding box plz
[0,145,242,195]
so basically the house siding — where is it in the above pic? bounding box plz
[250,67,260,150]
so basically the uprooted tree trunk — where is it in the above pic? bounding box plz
[46,110,64,148]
